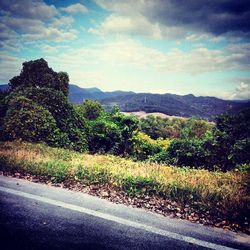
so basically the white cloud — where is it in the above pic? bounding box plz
[61,3,88,14]
[21,27,78,42]
[1,15,77,42]
[0,1,78,47]
[236,82,248,91]
[230,82,250,100]
[94,0,250,40]
[0,52,23,83]
[88,39,250,74]
[39,44,70,54]
[94,0,142,16]
[89,14,163,39]
[51,16,74,28]
[42,38,250,84]
[0,0,58,20]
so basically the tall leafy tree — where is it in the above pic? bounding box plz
[9,58,69,96]
[213,109,250,170]
[78,99,104,120]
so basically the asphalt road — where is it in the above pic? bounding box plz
[0,175,249,250]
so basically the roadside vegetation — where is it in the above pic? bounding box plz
[0,141,249,233]
[0,58,249,233]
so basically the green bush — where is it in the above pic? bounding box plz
[208,110,250,170]
[6,88,88,152]
[131,132,163,161]
[111,112,139,155]
[149,150,170,164]
[76,99,104,120]
[85,109,139,155]
[167,138,207,167]
[88,118,122,153]
[3,96,68,146]
[139,115,212,140]
[0,90,8,140]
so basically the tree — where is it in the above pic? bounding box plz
[131,132,164,161]
[3,96,67,146]
[57,72,69,96]
[88,118,122,153]
[6,87,88,152]
[78,99,104,120]
[180,117,213,139]
[9,58,69,96]
[0,90,8,140]
[111,112,139,154]
[212,109,250,170]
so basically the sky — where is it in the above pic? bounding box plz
[0,0,250,100]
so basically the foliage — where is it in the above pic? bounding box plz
[165,110,250,171]
[88,118,122,153]
[3,96,67,146]
[76,99,104,120]
[131,132,172,161]
[139,115,213,140]
[86,111,139,155]
[167,138,207,167]
[180,117,214,139]
[131,132,163,161]
[57,71,69,96]
[9,58,69,96]
[211,109,250,170]
[0,90,8,140]
[111,111,139,155]
[5,87,88,152]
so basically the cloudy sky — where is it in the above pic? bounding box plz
[0,0,250,99]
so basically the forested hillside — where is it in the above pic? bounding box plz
[101,93,249,119]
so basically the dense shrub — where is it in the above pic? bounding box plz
[88,118,122,153]
[211,110,250,170]
[6,88,88,152]
[86,111,139,155]
[111,112,139,155]
[76,99,104,120]
[0,90,8,140]
[139,115,181,139]
[149,150,170,164]
[180,117,214,139]
[3,96,69,146]
[131,132,165,161]
[167,139,207,167]
[165,110,250,171]
[139,115,213,140]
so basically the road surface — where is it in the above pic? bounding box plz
[0,175,249,250]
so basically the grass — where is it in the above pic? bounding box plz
[0,141,249,227]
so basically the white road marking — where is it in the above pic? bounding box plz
[0,186,237,250]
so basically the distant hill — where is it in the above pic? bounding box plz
[1,83,249,119]
[0,84,134,102]
[69,84,134,103]
[100,93,250,119]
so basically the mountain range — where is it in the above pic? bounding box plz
[1,84,249,119]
